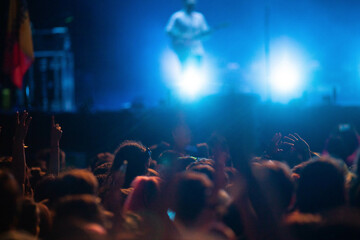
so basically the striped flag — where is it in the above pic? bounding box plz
[3,0,34,88]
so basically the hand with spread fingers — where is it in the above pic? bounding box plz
[283,133,311,161]
[283,133,310,153]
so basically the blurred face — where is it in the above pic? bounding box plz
[172,125,191,150]
[184,0,196,13]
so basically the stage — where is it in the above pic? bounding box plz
[2,0,360,168]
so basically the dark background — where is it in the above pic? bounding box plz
[28,0,360,109]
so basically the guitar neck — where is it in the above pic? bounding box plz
[171,23,228,44]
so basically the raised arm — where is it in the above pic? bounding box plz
[165,13,178,37]
[49,116,62,176]
[12,111,32,190]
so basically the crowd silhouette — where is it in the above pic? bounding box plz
[1,111,360,240]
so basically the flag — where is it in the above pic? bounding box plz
[3,0,34,89]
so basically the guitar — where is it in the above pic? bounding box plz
[171,22,229,54]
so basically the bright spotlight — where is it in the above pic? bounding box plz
[270,55,301,93]
[161,49,215,101]
[266,38,309,103]
[177,65,207,100]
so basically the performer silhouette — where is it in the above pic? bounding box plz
[166,0,209,67]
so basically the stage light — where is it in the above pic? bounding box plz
[267,38,308,103]
[270,54,301,94]
[161,49,214,102]
[177,64,207,100]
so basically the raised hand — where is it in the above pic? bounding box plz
[283,133,311,162]
[50,116,62,176]
[51,115,62,146]
[283,133,310,154]
[12,111,32,191]
[264,132,283,159]
[14,111,32,143]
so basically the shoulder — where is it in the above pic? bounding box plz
[170,10,185,19]
[193,11,206,19]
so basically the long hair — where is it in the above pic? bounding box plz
[111,141,150,188]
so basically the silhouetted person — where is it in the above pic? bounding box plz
[166,0,209,66]
[296,158,345,213]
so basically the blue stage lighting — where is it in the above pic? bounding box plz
[177,64,207,100]
[268,38,309,103]
[161,49,214,102]
[270,54,301,94]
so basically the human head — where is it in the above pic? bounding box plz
[0,170,20,233]
[91,152,114,172]
[54,195,106,224]
[93,162,112,186]
[37,202,52,240]
[325,124,359,166]
[51,195,108,240]
[172,172,213,227]
[172,124,191,153]
[34,174,57,203]
[251,160,294,218]
[18,198,40,236]
[157,150,182,168]
[183,0,197,13]
[187,161,215,182]
[57,169,99,199]
[123,176,162,213]
[325,135,348,161]
[208,133,231,166]
[296,157,345,213]
[111,141,151,188]
[208,134,229,156]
